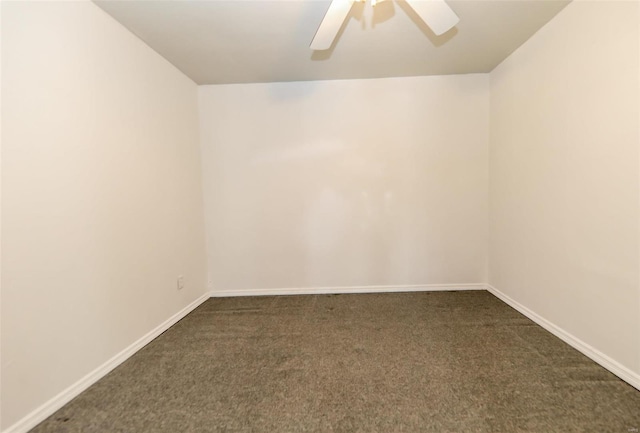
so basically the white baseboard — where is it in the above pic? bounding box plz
[10,284,636,433]
[3,292,211,433]
[486,284,640,392]
[210,283,485,298]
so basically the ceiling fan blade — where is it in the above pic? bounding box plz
[403,0,459,35]
[310,0,356,50]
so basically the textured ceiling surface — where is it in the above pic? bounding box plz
[94,0,571,84]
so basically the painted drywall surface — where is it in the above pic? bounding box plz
[0,2,3,430]
[489,0,640,373]
[1,1,207,428]
[199,75,489,291]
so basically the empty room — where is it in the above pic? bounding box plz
[1,0,639,431]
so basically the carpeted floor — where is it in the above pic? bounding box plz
[31,291,640,432]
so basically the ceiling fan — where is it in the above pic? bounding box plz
[310,0,459,50]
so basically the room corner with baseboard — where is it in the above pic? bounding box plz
[487,0,640,395]
[1,2,209,431]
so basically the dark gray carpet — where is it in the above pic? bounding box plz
[31,291,640,432]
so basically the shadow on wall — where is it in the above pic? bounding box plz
[267,80,321,101]
[203,74,489,291]
[241,133,430,287]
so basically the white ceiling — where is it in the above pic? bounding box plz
[94,0,570,85]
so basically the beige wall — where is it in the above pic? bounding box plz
[1,1,207,429]
[0,2,3,430]
[489,0,640,375]
[199,75,489,292]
